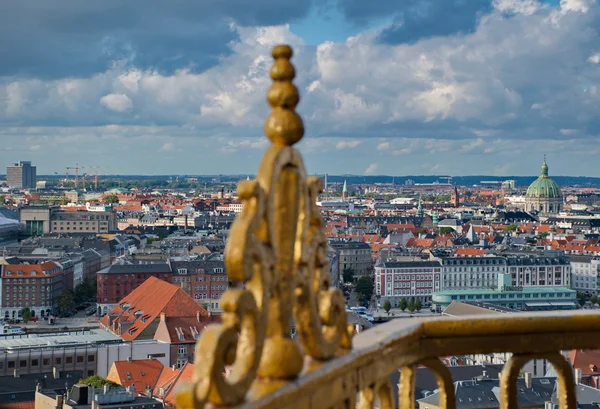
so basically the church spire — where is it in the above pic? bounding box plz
[342,180,348,201]
[541,155,549,177]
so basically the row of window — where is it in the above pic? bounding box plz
[449,292,572,301]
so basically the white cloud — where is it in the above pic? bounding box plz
[335,140,362,150]
[100,93,133,112]
[364,163,378,175]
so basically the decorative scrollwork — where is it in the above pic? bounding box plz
[177,44,353,409]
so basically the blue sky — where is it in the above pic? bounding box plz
[1,0,600,177]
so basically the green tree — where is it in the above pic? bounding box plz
[104,194,119,204]
[383,300,392,316]
[438,227,454,235]
[591,295,598,305]
[20,307,33,323]
[58,291,74,314]
[73,279,97,305]
[415,299,422,311]
[503,224,518,232]
[407,298,416,313]
[355,276,374,305]
[78,375,119,389]
[399,298,408,311]
[343,268,354,284]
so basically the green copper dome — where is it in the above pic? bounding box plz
[526,159,562,199]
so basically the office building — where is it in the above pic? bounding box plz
[19,206,117,235]
[375,260,442,306]
[6,161,36,189]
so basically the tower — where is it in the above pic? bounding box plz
[342,180,348,201]
[416,194,424,218]
[452,184,459,208]
[324,173,328,194]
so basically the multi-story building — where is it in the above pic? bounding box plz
[375,260,442,306]
[506,252,570,288]
[169,259,229,311]
[101,277,214,368]
[6,161,36,189]
[569,255,600,294]
[19,206,117,235]
[439,256,506,290]
[329,241,372,277]
[0,261,64,319]
[96,262,173,315]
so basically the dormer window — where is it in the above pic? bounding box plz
[17,271,23,276]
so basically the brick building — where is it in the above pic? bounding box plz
[1,261,64,320]
[96,262,173,316]
[375,260,442,306]
[169,259,229,311]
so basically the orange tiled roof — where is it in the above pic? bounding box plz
[101,277,209,341]
[455,248,487,257]
[3,261,61,278]
[107,358,164,393]
[154,362,194,406]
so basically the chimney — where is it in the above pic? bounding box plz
[196,311,201,322]
[575,368,583,384]
[127,356,132,362]
[90,400,98,409]
[525,372,532,389]
[160,312,166,323]
[482,370,487,379]
[55,395,64,409]
[13,368,19,378]
[53,367,60,379]
[103,383,110,394]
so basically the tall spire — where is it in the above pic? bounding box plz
[342,179,348,201]
[541,155,549,177]
[416,193,423,218]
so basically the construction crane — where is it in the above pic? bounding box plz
[86,166,101,190]
[65,164,85,189]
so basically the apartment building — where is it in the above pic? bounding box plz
[506,252,571,288]
[375,260,442,306]
[439,256,506,290]
[0,261,64,319]
[19,206,117,235]
[329,241,372,277]
[568,255,600,294]
[169,259,229,311]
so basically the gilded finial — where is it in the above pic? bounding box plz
[264,44,304,146]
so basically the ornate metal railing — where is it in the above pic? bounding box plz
[176,45,600,409]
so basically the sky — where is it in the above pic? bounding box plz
[1,0,600,177]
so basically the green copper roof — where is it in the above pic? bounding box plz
[526,159,562,199]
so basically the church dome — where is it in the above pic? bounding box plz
[526,159,561,199]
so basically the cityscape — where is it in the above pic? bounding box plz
[2,1,600,409]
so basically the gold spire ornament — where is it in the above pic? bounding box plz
[176,44,353,409]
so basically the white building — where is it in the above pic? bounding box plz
[569,255,600,294]
[439,256,506,290]
[506,252,570,288]
[374,260,442,306]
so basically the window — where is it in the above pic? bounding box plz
[77,355,84,363]
[55,357,61,365]
[43,358,50,366]
[8,361,15,369]
[31,359,39,367]
[66,357,73,364]
[20,360,27,368]
[88,355,95,362]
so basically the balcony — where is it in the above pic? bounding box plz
[175,45,598,409]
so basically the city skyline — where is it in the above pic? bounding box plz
[1,0,600,176]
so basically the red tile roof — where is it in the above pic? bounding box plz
[2,261,61,278]
[107,359,165,393]
[569,350,600,375]
[101,277,209,341]
[154,362,194,407]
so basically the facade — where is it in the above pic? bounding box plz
[569,256,600,294]
[329,241,372,277]
[0,261,64,319]
[6,161,36,189]
[439,256,506,290]
[375,260,442,306]
[96,262,173,315]
[506,252,570,288]
[19,206,117,235]
[524,159,563,213]
[169,259,229,311]
[432,274,577,311]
